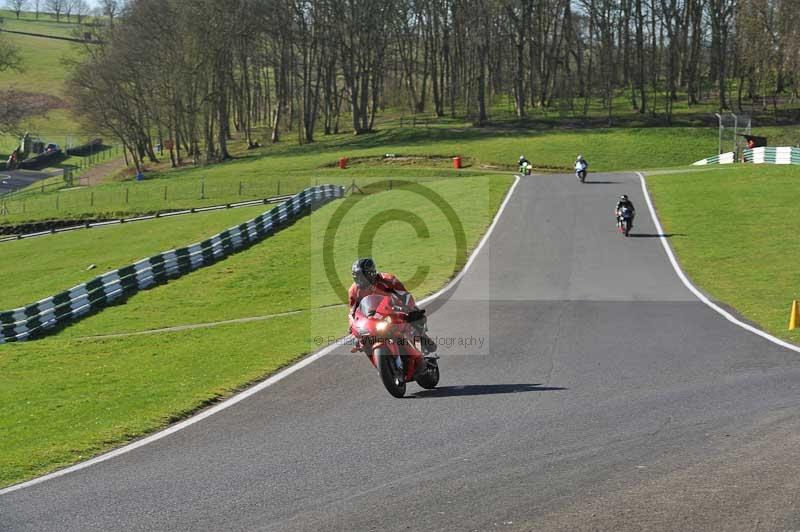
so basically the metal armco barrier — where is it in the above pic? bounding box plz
[0,194,297,243]
[0,185,344,343]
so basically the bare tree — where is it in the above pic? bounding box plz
[708,0,736,110]
[0,29,20,73]
[503,0,534,118]
[0,91,54,137]
[659,0,681,122]
[46,0,65,22]
[5,0,29,19]
[64,0,75,22]
[0,30,23,134]
[329,0,394,134]
[294,0,325,143]
[66,0,800,172]
[101,0,120,28]
[74,0,89,23]
[778,0,800,103]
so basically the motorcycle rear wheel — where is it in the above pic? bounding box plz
[376,347,406,398]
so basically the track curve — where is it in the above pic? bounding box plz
[0,169,61,197]
[3,172,800,532]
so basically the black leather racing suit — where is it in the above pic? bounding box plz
[615,200,636,227]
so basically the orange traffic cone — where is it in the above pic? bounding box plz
[790,300,799,331]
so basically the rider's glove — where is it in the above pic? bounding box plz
[406,309,426,323]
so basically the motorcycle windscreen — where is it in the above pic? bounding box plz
[358,294,406,318]
[358,294,390,318]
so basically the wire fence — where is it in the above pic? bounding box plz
[1,145,123,201]
[68,144,124,173]
[0,177,317,220]
[0,171,440,222]
[0,185,345,343]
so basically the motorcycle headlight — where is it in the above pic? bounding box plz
[376,321,389,332]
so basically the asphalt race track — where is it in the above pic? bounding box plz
[0,169,61,197]
[4,172,800,531]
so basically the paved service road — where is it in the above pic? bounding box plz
[3,172,800,531]
[0,169,62,196]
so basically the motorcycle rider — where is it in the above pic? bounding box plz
[518,155,532,173]
[349,258,438,357]
[615,194,636,228]
[575,154,588,181]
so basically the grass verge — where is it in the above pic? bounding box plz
[0,204,267,309]
[0,29,95,165]
[1,125,721,224]
[647,164,800,345]
[0,173,513,488]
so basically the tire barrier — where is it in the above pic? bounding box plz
[692,152,735,165]
[743,147,800,165]
[0,184,344,343]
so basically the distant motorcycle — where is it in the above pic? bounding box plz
[617,206,634,237]
[519,162,533,176]
[575,161,587,183]
[350,294,440,398]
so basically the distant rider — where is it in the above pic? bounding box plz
[615,194,636,228]
[576,154,588,170]
[518,155,533,175]
[349,258,438,358]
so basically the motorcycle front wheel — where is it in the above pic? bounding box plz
[376,347,406,398]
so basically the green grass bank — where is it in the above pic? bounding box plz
[0,204,268,309]
[0,173,513,488]
[1,125,726,224]
[647,164,800,345]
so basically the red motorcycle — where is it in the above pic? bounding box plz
[350,294,440,398]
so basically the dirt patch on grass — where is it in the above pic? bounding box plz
[321,154,569,173]
[0,90,67,115]
[79,157,129,186]
[323,154,473,169]
[0,90,68,133]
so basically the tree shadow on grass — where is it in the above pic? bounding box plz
[409,383,567,398]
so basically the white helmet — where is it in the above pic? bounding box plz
[577,154,583,160]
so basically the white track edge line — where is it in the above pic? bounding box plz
[419,175,521,306]
[637,171,800,355]
[0,174,522,496]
